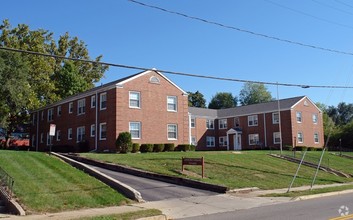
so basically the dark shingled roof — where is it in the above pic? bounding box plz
[189,96,306,118]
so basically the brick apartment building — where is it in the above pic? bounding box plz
[189,96,324,150]
[30,70,324,152]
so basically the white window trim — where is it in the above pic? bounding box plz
[206,136,215,147]
[312,113,318,124]
[90,124,95,137]
[68,128,73,140]
[57,106,62,116]
[248,115,258,127]
[218,119,227,129]
[249,134,259,145]
[206,119,214,129]
[129,91,140,109]
[46,132,53,146]
[167,96,177,112]
[69,102,73,114]
[77,99,86,115]
[129,122,141,139]
[100,92,107,110]
[191,118,195,128]
[47,108,54,122]
[273,132,281,144]
[76,126,85,143]
[297,132,303,143]
[99,122,107,140]
[91,95,96,108]
[219,136,228,147]
[272,112,279,124]
[296,111,302,123]
[314,132,319,143]
[167,124,178,140]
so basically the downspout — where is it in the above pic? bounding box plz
[188,113,191,145]
[263,113,267,147]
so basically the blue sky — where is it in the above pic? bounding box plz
[2,0,353,106]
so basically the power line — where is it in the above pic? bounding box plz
[335,0,353,9]
[1,46,353,89]
[128,0,353,56]
[265,0,353,30]
[312,0,353,16]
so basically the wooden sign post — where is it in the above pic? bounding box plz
[182,157,205,178]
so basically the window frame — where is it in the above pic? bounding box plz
[56,130,61,141]
[129,91,140,109]
[272,112,279,124]
[69,102,73,114]
[206,119,214,129]
[46,132,53,146]
[90,124,95,137]
[219,136,228,147]
[100,92,107,110]
[273,132,281,144]
[191,117,195,128]
[91,95,96,108]
[314,132,319,143]
[167,124,178,140]
[167,96,177,112]
[57,106,62,116]
[129,122,141,139]
[218,119,227,129]
[99,122,107,140]
[40,133,44,143]
[312,113,318,124]
[76,126,85,143]
[296,111,302,123]
[297,132,303,143]
[248,115,258,127]
[206,136,215,147]
[47,108,54,122]
[77,99,86,115]
[249,134,259,145]
[68,128,73,140]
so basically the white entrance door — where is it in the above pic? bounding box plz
[234,134,242,151]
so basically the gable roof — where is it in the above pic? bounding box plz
[189,96,307,118]
[33,69,186,112]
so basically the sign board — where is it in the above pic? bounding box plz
[182,157,205,178]
[49,124,56,136]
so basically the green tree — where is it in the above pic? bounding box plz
[0,51,32,147]
[208,92,237,109]
[239,82,272,106]
[188,91,206,108]
[327,102,353,126]
[0,19,108,107]
[115,132,132,153]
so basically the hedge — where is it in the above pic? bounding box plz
[132,143,140,153]
[140,144,153,153]
[153,144,164,152]
[164,143,175,152]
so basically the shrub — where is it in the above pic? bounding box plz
[153,144,164,152]
[78,140,90,152]
[189,144,196,151]
[131,143,140,153]
[164,143,175,152]
[175,144,190,151]
[140,144,153,153]
[115,132,132,153]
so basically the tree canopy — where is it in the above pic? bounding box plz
[188,91,206,108]
[239,82,272,106]
[208,92,237,109]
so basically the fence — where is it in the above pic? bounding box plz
[0,167,14,199]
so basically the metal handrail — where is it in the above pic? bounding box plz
[0,167,14,199]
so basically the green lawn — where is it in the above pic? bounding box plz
[0,151,129,214]
[82,151,353,190]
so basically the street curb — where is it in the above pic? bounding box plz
[137,214,168,220]
[62,153,228,193]
[292,189,353,201]
[52,152,145,202]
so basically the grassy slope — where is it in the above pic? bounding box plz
[82,151,352,190]
[0,151,129,214]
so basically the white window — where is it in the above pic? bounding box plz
[297,132,303,143]
[206,119,214,129]
[129,91,140,108]
[272,112,279,124]
[100,92,107,110]
[296,111,302,123]
[314,132,319,143]
[219,136,228,147]
[248,115,258,126]
[46,133,53,146]
[219,119,227,129]
[56,130,61,141]
[129,122,141,139]
[273,132,281,144]
[57,106,62,116]
[206,136,215,147]
[90,124,95,137]
[69,102,73,114]
[312,114,318,124]
[40,133,44,143]
[99,123,107,140]
[191,136,197,146]
[167,124,178,140]
[78,99,86,115]
[68,128,72,140]
[47,108,54,122]
[77,126,85,142]
[249,134,259,145]
[191,118,195,128]
[91,95,96,108]
[167,96,177,112]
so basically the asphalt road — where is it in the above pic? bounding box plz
[88,165,218,201]
[181,192,353,220]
